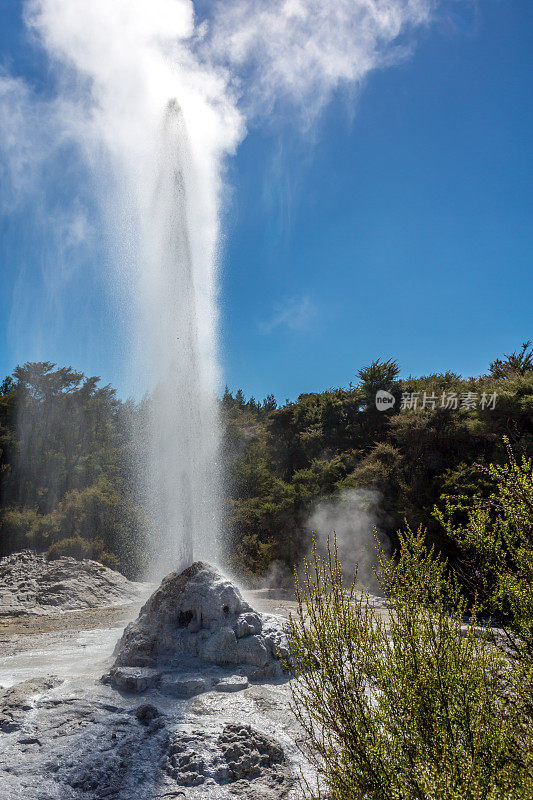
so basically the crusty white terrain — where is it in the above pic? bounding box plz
[0,551,147,616]
[106,561,291,692]
[0,557,309,800]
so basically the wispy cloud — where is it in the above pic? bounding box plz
[0,0,438,374]
[207,0,433,123]
[0,0,438,211]
[0,0,437,229]
[0,73,54,209]
[0,71,93,253]
[259,293,317,334]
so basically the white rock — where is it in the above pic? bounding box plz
[233,612,262,638]
[160,676,208,697]
[236,635,270,668]
[215,676,248,692]
[202,626,239,664]
[106,667,160,693]
[107,562,290,691]
[0,550,145,616]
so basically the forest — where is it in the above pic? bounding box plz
[0,343,532,581]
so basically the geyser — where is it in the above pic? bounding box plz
[14,0,432,581]
[142,99,221,573]
[22,0,245,579]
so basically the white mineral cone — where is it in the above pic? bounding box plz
[104,562,290,691]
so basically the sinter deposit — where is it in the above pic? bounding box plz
[105,562,290,694]
[0,551,145,616]
[0,681,297,799]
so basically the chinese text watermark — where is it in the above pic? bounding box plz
[375,390,498,412]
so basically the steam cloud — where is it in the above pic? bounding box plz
[0,0,437,379]
[208,0,432,120]
[0,0,435,204]
[307,488,388,593]
[0,0,438,357]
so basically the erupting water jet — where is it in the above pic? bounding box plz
[141,99,223,576]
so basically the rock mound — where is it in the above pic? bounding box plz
[106,562,290,690]
[0,550,145,616]
[0,677,62,733]
[163,723,293,797]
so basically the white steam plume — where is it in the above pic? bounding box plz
[207,0,433,120]
[307,488,388,593]
[0,74,51,208]
[20,0,245,575]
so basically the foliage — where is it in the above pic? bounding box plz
[489,341,533,379]
[435,439,533,667]
[288,528,533,800]
[223,347,532,576]
[356,357,400,409]
[0,362,145,577]
[47,536,120,569]
[0,345,531,580]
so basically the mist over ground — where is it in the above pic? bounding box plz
[307,488,387,593]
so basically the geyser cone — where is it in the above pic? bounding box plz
[105,562,290,693]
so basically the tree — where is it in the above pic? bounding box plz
[262,394,277,414]
[0,362,145,576]
[0,376,14,395]
[221,385,234,409]
[356,357,400,409]
[489,341,533,379]
[234,388,246,409]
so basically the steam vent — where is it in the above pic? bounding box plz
[104,562,290,694]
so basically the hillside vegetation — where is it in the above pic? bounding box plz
[288,448,533,799]
[222,343,533,577]
[0,344,532,580]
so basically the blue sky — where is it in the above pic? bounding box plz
[0,0,531,401]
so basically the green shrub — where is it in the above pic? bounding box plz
[47,536,119,570]
[288,530,532,800]
[435,438,533,667]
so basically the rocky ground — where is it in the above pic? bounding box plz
[106,562,292,689]
[0,675,303,800]
[0,551,148,617]
[0,552,392,799]
[0,550,495,800]
[0,555,313,800]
